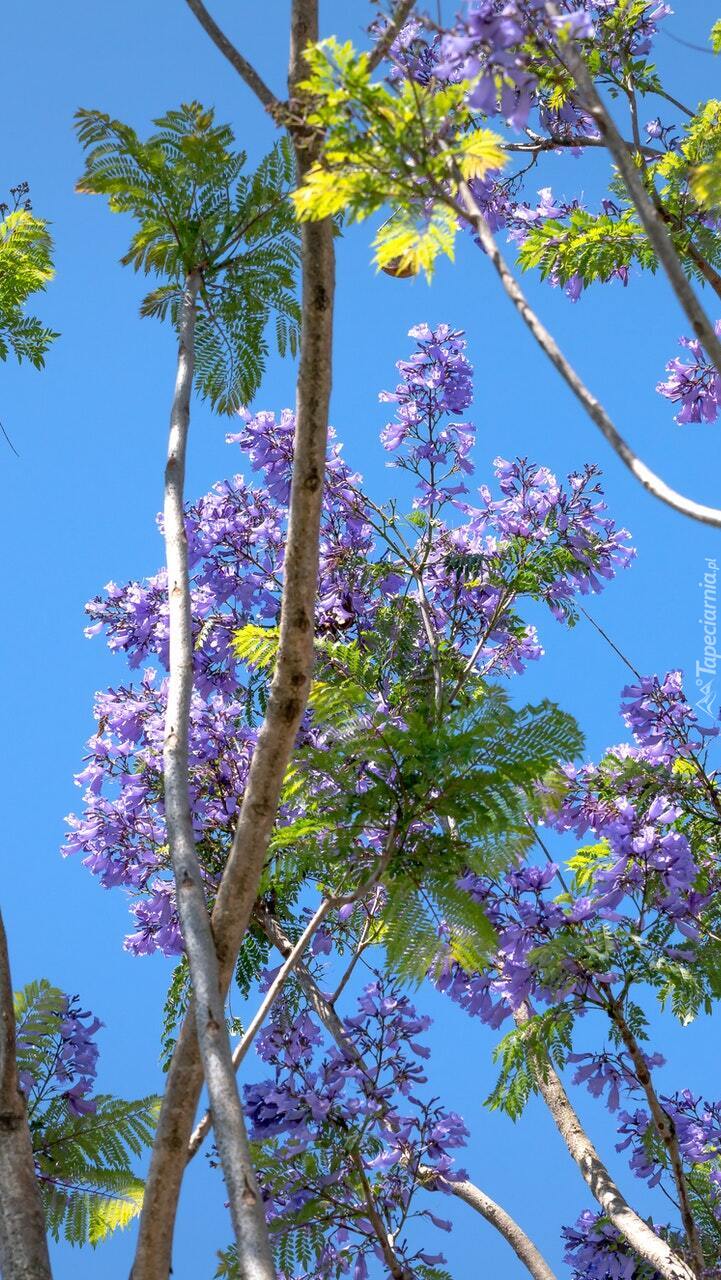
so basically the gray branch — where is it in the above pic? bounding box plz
[367,0,418,74]
[453,182,721,528]
[420,1173,558,1280]
[160,271,276,1280]
[183,0,281,116]
[0,911,52,1280]
[514,1006,695,1280]
[545,3,721,376]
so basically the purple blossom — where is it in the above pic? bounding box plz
[657,322,721,425]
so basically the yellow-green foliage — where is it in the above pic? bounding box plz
[292,38,505,279]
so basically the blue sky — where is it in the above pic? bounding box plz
[3,2,721,1277]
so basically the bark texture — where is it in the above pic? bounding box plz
[0,911,52,1280]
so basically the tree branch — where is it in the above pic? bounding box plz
[367,0,418,74]
[545,5,721,376]
[419,1170,558,1280]
[131,5,335,1276]
[188,838,398,1160]
[514,1006,695,1280]
[183,0,282,117]
[0,911,52,1280]
[160,270,275,1280]
[197,916,560,1280]
[608,1000,705,1277]
[452,183,721,528]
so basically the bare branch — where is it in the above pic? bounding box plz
[0,911,52,1280]
[367,0,418,74]
[545,5,721,376]
[420,1171,558,1280]
[514,1006,695,1280]
[183,0,281,116]
[453,183,721,528]
[160,271,276,1279]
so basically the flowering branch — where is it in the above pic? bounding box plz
[214,917,560,1280]
[607,999,705,1277]
[367,0,418,74]
[514,1005,695,1280]
[452,181,721,529]
[0,911,52,1280]
[545,3,721,378]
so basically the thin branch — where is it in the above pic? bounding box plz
[419,1170,558,1280]
[350,1147,411,1280]
[514,1005,695,1280]
[183,0,282,116]
[367,0,418,74]
[0,911,52,1280]
[452,182,721,528]
[545,6,721,375]
[160,270,276,1279]
[608,999,705,1277]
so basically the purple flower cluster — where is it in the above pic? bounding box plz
[436,667,720,1034]
[18,993,102,1118]
[616,1091,721,1209]
[65,324,632,955]
[245,980,468,1277]
[435,1,668,131]
[621,670,719,764]
[562,1209,664,1280]
[656,323,721,425]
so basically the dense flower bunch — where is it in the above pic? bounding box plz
[657,322,721,425]
[17,991,102,1118]
[65,324,632,956]
[562,1209,665,1280]
[437,668,720,1032]
[245,979,468,1280]
[427,1,669,131]
[616,1091,721,1205]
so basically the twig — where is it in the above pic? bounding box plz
[183,0,282,116]
[367,0,418,74]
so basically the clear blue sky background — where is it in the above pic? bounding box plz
[3,3,721,1277]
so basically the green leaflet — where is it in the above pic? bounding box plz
[0,205,57,367]
[291,37,506,280]
[75,103,300,412]
[34,1093,159,1247]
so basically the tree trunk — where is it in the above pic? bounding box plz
[0,911,52,1280]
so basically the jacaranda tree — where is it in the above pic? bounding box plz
[3,4,721,1280]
